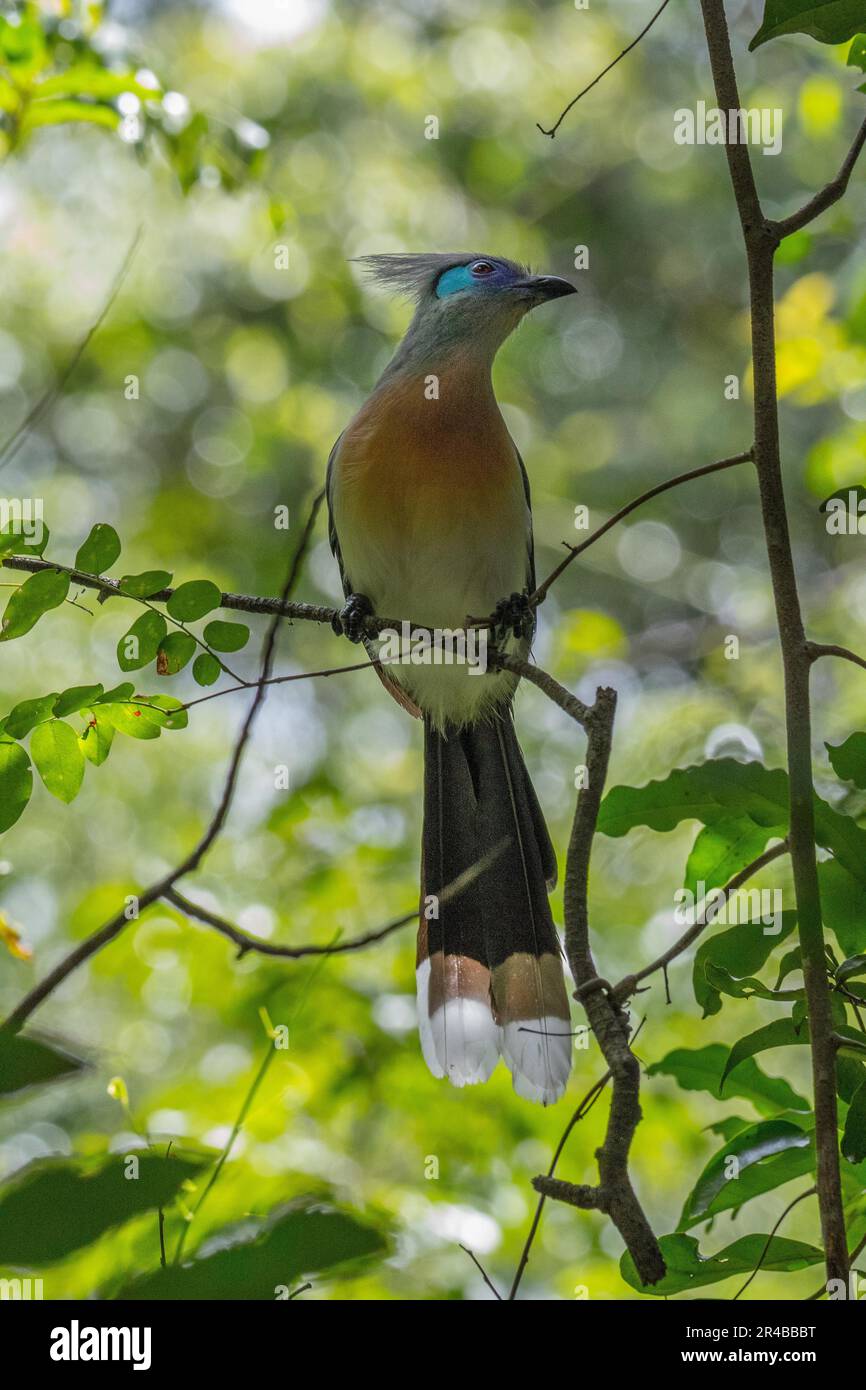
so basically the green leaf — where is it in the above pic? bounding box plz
[621,1232,823,1296]
[704,961,803,1003]
[193,652,221,686]
[20,101,120,134]
[819,483,866,513]
[774,946,803,990]
[118,570,173,599]
[78,708,114,767]
[115,1200,387,1299]
[0,568,69,641]
[842,1080,866,1163]
[693,911,797,1017]
[598,760,790,838]
[203,619,249,652]
[52,684,104,718]
[156,631,196,675]
[751,1,866,50]
[0,741,33,832]
[837,1056,866,1104]
[838,954,866,987]
[145,695,189,730]
[0,1150,209,1265]
[99,702,167,741]
[0,1031,87,1096]
[685,816,781,897]
[35,66,162,102]
[678,1120,813,1230]
[4,692,59,739]
[166,579,221,622]
[849,32,866,78]
[599,759,866,888]
[93,682,136,704]
[722,1019,810,1088]
[75,523,121,574]
[0,520,49,556]
[648,1043,810,1115]
[820,859,866,955]
[827,732,866,789]
[117,611,167,671]
[30,720,86,803]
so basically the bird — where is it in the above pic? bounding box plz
[326,252,578,1104]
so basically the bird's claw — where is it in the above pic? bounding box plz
[491,591,533,643]
[332,592,374,643]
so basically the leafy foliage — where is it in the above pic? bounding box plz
[751,1,866,50]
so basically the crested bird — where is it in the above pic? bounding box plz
[326,252,578,1104]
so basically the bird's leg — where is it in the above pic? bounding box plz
[332,592,374,643]
[490,590,533,643]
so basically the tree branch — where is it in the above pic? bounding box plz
[771,114,866,240]
[544,682,666,1287]
[1,490,325,1035]
[806,641,866,674]
[162,841,508,962]
[700,0,849,1286]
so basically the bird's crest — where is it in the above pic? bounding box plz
[355,252,527,302]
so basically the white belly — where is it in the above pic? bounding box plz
[332,472,531,729]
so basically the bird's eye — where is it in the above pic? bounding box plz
[470,260,495,277]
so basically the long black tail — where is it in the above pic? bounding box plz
[416,710,572,1103]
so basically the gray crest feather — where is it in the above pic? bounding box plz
[354,252,526,302]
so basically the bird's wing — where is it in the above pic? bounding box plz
[325,431,422,720]
[325,432,353,601]
[514,443,538,600]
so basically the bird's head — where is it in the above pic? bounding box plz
[356,252,577,366]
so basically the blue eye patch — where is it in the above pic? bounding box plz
[436,261,502,298]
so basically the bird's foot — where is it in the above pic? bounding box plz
[491,591,533,643]
[332,592,374,643]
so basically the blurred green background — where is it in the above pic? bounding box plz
[1,0,865,1299]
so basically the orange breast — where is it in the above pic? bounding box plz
[335,360,521,545]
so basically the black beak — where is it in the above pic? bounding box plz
[515,274,578,303]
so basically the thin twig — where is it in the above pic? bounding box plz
[805,1230,866,1301]
[528,451,752,607]
[1,491,325,1035]
[0,226,143,472]
[611,839,790,1003]
[537,0,672,138]
[509,1017,647,1300]
[459,1245,503,1300]
[806,642,866,674]
[732,1186,816,1300]
[163,842,508,961]
[772,115,866,239]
